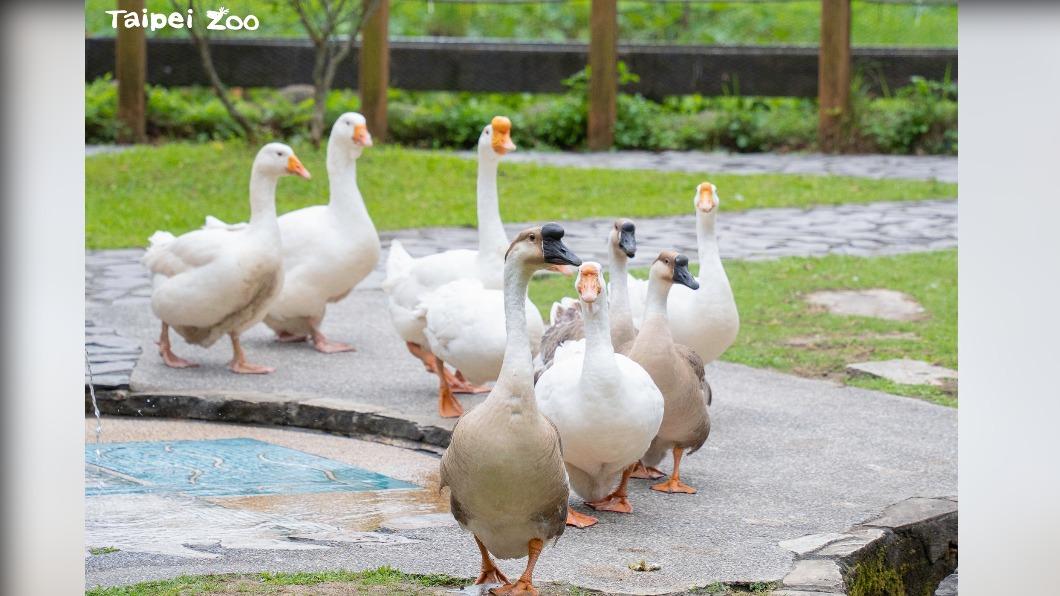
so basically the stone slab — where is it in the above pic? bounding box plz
[846,359,958,387]
[863,496,958,530]
[805,289,927,321]
[782,559,844,592]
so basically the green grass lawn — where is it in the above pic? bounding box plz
[85,566,775,595]
[86,142,955,249]
[528,250,957,407]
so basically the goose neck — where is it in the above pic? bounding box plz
[490,260,536,410]
[476,157,508,257]
[697,210,720,264]
[643,274,672,320]
[327,156,371,223]
[248,171,280,229]
[607,248,635,347]
[580,297,620,387]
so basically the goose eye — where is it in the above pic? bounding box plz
[276,151,282,156]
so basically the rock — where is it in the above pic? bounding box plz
[278,84,316,104]
[935,569,958,596]
[782,559,844,592]
[815,527,887,557]
[846,359,957,387]
[864,496,957,530]
[778,532,851,555]
[805,289,926,321]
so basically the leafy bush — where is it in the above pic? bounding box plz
[85,75,956,155]
[862,76,958,154]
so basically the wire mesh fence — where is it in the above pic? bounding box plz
[86,0,957,48]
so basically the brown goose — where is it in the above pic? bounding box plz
[440,223,582,594]
[622,251,711,494]
[538,218,638,371]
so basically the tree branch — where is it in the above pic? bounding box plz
[171,0,256,142]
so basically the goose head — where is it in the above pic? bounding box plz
[254,142,311,180]
[694,182,719,214]
[575,261,605,306]
[650,250,699,291]
[505,223,582,272]
[330,112,373,157]
[609,218,637,259]
[478,116,516,160]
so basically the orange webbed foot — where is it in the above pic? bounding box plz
[159,348,198,369]
[490,579,538,596]
[630,461,665,480]
[651,477,697,494]
[228,360,275,374]
[475,566,509,586]
[312,337,356,353]
[565,507,598,528]
[587,495,633,514]
[438,388,465,418]
[449,370,491,394]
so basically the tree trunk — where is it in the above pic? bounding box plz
[360,0,389,141]
[588,0,618,151]
[818,0,851,152]
[116,0,146,143]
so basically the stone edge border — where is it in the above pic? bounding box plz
[86,389,453,453]
[775,495,957,595]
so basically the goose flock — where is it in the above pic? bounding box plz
[143,114,739,595]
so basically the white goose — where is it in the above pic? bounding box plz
[419,271,546,418]
[207,113,379,352]
[628,182,739,363]
[382,117,515,410]
[535,262,664,528]
[143,143,311,373]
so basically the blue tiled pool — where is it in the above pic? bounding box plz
[85,438,418,497]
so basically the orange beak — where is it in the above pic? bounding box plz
[491,116,516,155]
[353,123,373,147]
[287,155,311,179]
[576,267,602,303]
[696,183,717,212]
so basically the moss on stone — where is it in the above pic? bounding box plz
[848,549,907,596]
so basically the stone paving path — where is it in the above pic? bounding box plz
[86,198,955,386]
[455,150,958,183]
[87,199,956,308]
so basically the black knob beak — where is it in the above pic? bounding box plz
[672,254,700,290]
[542,223,582,267]
[618,222,636,259]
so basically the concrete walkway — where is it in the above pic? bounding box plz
[455,150,957,183]
[85,344,956,593]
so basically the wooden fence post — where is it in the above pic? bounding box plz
[360,0,389,142]
[818,0,851,152]
[115,0,146,143]
[588,0,617,151]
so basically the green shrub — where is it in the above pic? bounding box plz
[84,76,955,155]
